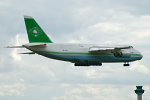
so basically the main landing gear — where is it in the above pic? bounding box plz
[123,62,130,67]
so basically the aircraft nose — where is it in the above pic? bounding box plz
[137,51,143,60]
[139,53,143,60]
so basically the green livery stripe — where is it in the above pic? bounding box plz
[131,54,142,56]
[24,16,53,43]
[37,51,142,57]
[39,51,113,56]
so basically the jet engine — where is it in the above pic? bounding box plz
[113,52,131,58]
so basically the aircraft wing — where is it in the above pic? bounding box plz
[89,46,130,52]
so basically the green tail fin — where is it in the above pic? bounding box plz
[24,15,53,43]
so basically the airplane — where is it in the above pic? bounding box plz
[6,15,143,66]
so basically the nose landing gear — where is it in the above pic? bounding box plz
[123,62,130,66]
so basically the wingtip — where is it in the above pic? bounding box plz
[24,15,33,19]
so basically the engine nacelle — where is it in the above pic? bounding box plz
[113,52,131,58]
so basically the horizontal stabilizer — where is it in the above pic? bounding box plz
[29,43,47,47]
[5,46,24,48]
[22,43,47,48]
[19,52,35,54]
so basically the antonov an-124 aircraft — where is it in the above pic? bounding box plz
[6,16,143,66]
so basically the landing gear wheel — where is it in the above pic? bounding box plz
[123,62,130,67]
[114,52,123,57]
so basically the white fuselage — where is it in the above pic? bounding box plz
[23,43,143,65]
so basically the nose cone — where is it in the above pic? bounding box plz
[134,49,143,60]
[139,53,143,60]
[136,51,143,60]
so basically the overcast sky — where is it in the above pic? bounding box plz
[1,0,150,100]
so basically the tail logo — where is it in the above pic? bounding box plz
[29,27,42,37]
[33,30,37,34]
